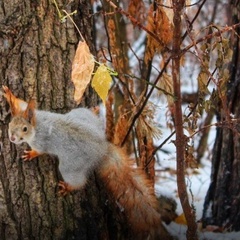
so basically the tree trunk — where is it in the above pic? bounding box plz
[202,0,240,231]
[0,1,126,239]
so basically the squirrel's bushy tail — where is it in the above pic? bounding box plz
[99,144,172,240]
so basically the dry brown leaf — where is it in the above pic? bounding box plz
[128,0,146,25]
[107,19,126,75]
[71,41,95,104]
[105,92,115,142]
[157,72,174,105]
[145,4,173,62]
[113,109,132,147]
[136,101,162,140]
[164,0,173,25]
[113,100,134,149]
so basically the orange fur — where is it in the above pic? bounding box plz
[3,86,36,126]
[99,144,170,239]
[22,150,42,161]
[3,86,27,116]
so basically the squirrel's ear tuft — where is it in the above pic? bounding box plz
[3,86,29,116]
[23,99,36,126]
[9,97,19,117]
[3,86,20,116]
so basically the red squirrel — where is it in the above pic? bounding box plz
[3,86,172,239]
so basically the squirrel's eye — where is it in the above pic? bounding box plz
[23,126,28,132]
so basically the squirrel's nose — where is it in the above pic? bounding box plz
[10,136,16,142]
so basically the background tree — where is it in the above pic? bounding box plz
[202,0,240,231]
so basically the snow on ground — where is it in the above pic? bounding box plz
[154,106,240,239]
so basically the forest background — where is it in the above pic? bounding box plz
[1,0,240,240]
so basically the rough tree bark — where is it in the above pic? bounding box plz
[202,0,240,232]
[0,0,125,239]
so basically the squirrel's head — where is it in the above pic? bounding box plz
[8,99,36,145]
[8,116,35,144]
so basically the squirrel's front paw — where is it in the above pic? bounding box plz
[58,181,75,196]
[22,150,40,161]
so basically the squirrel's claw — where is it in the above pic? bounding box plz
[58,181,74,196]
[22,150,40,161]
[22,151,34,161]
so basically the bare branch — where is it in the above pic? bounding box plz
[182,23,240,54]
[172,0,198,239]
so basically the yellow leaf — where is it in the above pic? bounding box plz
[198,71,210,95]
[91,65,112,104]
[71,41,95,104]
[174,213,187,225]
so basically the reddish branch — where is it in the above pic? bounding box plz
[172,1,198,240]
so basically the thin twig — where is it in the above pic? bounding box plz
[62,10,85,41]
[189,118,240,138]
[182,0,207,40]
[157,0,204,8]
[182,23,240,55]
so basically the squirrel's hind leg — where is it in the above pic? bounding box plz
[58,181,76,196]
